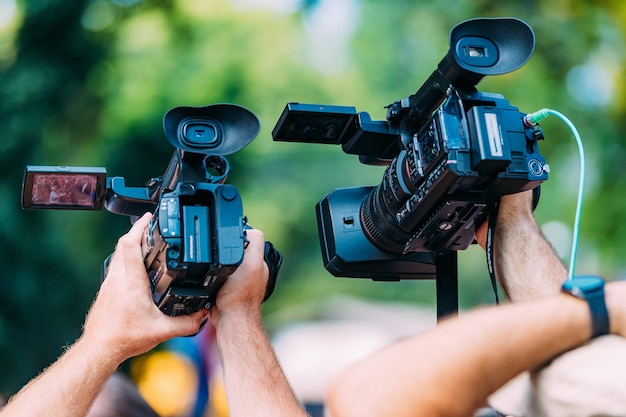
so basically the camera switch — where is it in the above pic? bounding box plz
[220,186,237,201]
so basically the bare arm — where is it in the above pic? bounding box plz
[326,280,626,417]
[210,229,308,417]
[476,190,568,301]
[0,338,120,417]
[0,213,207,417]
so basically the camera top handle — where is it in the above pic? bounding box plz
[387,17,535,147]
[103,103,260,217]
[103,150,232,217]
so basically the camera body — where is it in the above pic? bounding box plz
[23,104,280,316]
[141,177,246,316]
[272,18,549,281]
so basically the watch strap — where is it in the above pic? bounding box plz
[588,289,610,338]
[562,276,610,339]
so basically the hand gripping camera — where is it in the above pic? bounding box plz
[272,18,549,282]
[22,104,282,316]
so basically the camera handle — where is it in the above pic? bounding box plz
[104,177,158,216]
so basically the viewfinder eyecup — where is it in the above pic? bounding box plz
[163,103,260,155]
[448,17,535,77]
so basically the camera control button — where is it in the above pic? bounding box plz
[221,186,238,201]
[179,183,195,194]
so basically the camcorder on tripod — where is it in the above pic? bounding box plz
[22,104,282,316]
[272,18,549,316]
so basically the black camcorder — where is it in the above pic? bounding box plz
[22,104,282,316]
[272,18,549,281]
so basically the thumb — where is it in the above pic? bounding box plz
[165,309,210,338]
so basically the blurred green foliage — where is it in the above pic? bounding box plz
[2,0,626,396]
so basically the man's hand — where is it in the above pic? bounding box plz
[82,212,208,364]
[475,190,534,250]
[209,228,269,327]
[0,213,209,417]
[206,228,308,417]
[475,189,567,301]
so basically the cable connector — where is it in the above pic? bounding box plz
[523,108,551,127]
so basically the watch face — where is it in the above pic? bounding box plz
[562,275,605,297]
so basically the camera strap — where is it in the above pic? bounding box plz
[485,200,501,304]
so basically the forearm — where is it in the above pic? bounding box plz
[494,194,568,301]
[1,213,206,417]
[213,309,308,417]
[326,292,592,417]
[1,337,121,417]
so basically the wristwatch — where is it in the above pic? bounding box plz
[561,275,610,338]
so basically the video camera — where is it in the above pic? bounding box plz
[272,18,549,281]
[22,103,282,316]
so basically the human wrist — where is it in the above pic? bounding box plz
[605,283,625,336]
[496,191,535,229]
[71,335,124,375]
[80,320,140,366]
[497,204,534,231]
[561,276,610,339]
[212,304,263,333]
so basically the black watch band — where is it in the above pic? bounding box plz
[562,276,610,338]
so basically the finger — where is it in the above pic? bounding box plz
[243,229,270,282]
[475,221,488,250]
[126,212,152,243]
[109,212,151,263]
[107,213,151,279]
[114,212,151,263]
[245,229,265,253]
[164,309,209,338]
